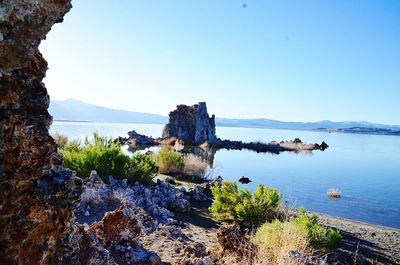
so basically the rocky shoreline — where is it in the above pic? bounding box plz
[73,172,399,265]
[1,1,395,264]
[117,103,329,154]
[317,213,400,264]
[119,130,328,154]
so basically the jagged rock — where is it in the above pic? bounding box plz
[126,130,156,146]
[166,176,177,185]
[76,176,191,228]
[177,243,216,265]
[294,138,303,144]
[89,208,161,265]
[214,225,256,264]
[183,242,207,258]
[238,176,252,184]
[90,208,144,246]
[0,0,87,264]
[189,183,212,201]
[110,241,161,265]
[60,223,114,265]
[319,141,329,151]
[162,102,217,145]
[109,175,128,190]
[79,171,112,210]
[169,198,191,213]
[216,225,243,253]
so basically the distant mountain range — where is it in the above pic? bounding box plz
[50,99,400,136]
[50,99,167,124]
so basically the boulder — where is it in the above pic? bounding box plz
[127,130,156,146]
[89,208,143,246]
[169,198,191,213]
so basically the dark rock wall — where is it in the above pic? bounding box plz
[162,102,217,145]
[0,1,85,264]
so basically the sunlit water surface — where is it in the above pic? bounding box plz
[51,121,400,228]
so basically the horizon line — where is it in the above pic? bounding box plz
[51,98,400,127]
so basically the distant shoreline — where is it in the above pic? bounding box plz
[52,120,400,137]
[53,119,91,123]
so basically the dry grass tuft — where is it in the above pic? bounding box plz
[326,188,341,200]
[219,221,314,265]
[52,132,68,148]
[183,153,208,180]
[253,221,312,265]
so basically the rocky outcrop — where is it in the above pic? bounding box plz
[88,208,161,265]
[89,208,144,246]
[162,102,217,145]
[126,130,157,146]
[211,139,329,154]
[215,224,254,260]
[123,129,328,154]
[75,173,193,229]
[0,1,90,264]
[122,103,328,154]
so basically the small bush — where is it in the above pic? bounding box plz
[154,148,185,175]
[209,181,281,223]
[293,208,342,249]
[125,153,158,185]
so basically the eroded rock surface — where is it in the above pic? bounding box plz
[0,0,88,264]
[162,102,217,145]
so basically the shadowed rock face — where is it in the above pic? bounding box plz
[162,102,217,145]
[0,1,85,264]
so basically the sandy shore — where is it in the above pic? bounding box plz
[317,213,400,264]
[151,175,400,264]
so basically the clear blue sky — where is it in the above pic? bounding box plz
[40,0,400,124]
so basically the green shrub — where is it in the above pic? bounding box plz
[292,208,342,249]
[125,153,158,185]
[61,133,129,181]
[209,181,281,223]
[61,132,160,185]
[154,148,185,175]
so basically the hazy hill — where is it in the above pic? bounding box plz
[215,118,400,131]
[50,99,168,124]
[50,99,400,135]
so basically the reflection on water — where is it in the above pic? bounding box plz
[181,153,209,180]
[50,122,400,228]
[132,146,217,182]
[179,146,217,168]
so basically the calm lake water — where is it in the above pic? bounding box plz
[50,121,400,228]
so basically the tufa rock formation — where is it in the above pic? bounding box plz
[123,102,328,154]
[162,102,217,145]
[0,1,92,264]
